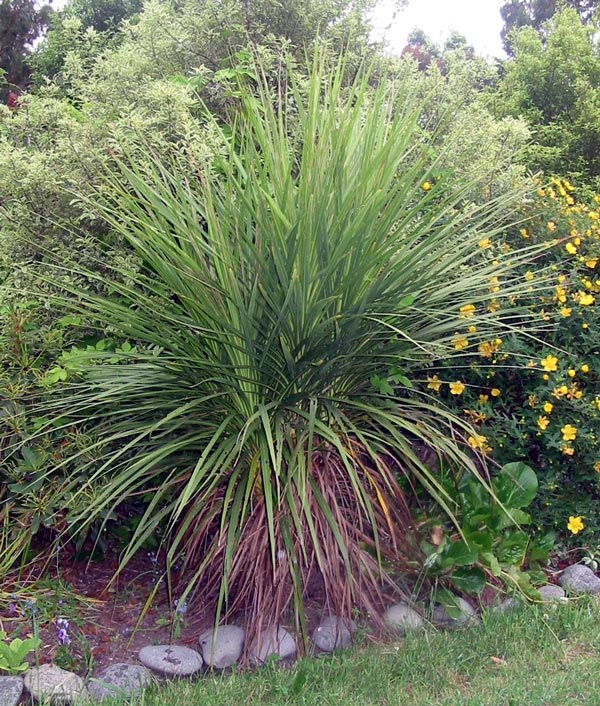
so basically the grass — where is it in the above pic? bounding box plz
[89,598,600,706]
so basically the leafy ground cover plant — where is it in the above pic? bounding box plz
[426,176,600,546]
[0,631,40,674]
[15,48,553,654]
[419,462,554,609]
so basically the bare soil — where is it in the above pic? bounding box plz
[1,550,211,676]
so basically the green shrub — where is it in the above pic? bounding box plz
[15,48,553,652]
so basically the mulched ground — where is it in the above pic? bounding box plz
[1,550,209,676]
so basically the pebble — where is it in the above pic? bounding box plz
[198,625,245,669]
[538,584,567,602]
[138,645,203,677]
[558,564,600,595]
[0,676,23,706]
[431,597,479,629]
[491,597,523,614]
[23,664,88,704]
[250,626,296,664]
[382,602,424,634]
[88,663,153,700]
[312,616,356,652]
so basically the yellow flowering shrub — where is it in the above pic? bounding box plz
[421,177,600,543]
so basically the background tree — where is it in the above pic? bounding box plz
[500,0,597,53]
[497,7,600,182]
[0,0,51,100]
[30,0,142,82]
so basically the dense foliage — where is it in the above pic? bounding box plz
[497,8,600,183]
[500,0,597,52]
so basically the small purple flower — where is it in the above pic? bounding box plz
[173,598,188,615]
[56,618,71,646]
[8,602,17,616]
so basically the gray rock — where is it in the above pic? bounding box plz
[558,564,600,595]
[88,663,153,701]
[312,616,356,652]
[250,626,296,664]
[491,597,523,614]
[138,645,203,677]
[382,602,424,634]
[538,584,567,602]
[23,664,88,704]
[198,625,245,669]
[0,676,23,706]
[432,597,479,629]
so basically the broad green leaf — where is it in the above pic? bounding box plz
[492,462,538,509]
[451,566,487,594]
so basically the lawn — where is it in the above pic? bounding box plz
[95,597,600,706]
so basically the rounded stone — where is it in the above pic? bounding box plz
[198,625,245,669]
[88,663,153,700]
[23,664,87,704]
[312,616,356,652]
[382,602,424,634]
[250,626,296,664]
[0,676,23,706]
[138,645,203,677]
[431,597,479,629]
[558,564,600,595]
[491,596,523,614]
[538,584,567,602]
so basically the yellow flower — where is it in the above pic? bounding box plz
[459,304,476,318]
[594,461,600,473]
[467,434,492,454]
[537,416,550,430]
[562,445,575,456]
[478,340,501,358]
[467,325,477,333]
[560,307,572,317]
[543,402,554,413]
[540,355,558,372]
[581,364,589,373]
[487,299,500,313]
[452,337,469,351]
[449,381,465,395]
[490,388,501,397]
[568,369,576,378]
[554,286,567,304]
[478,394,489,404]
[565,241,578,255]
[594,397,600,411]
[478,238,492,249]
[586,258,598,268]
[553,385,569,398]
[567,516,584,534]
[524,271,535,281]
[427,374,442,392]
[547,221,556,232]
[464,409,487,424]
[561,424,577,441]
[421,181,431,192]
[577,291,595,306]
[520,228,529,238]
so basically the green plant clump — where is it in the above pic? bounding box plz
[5,48,553,654]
